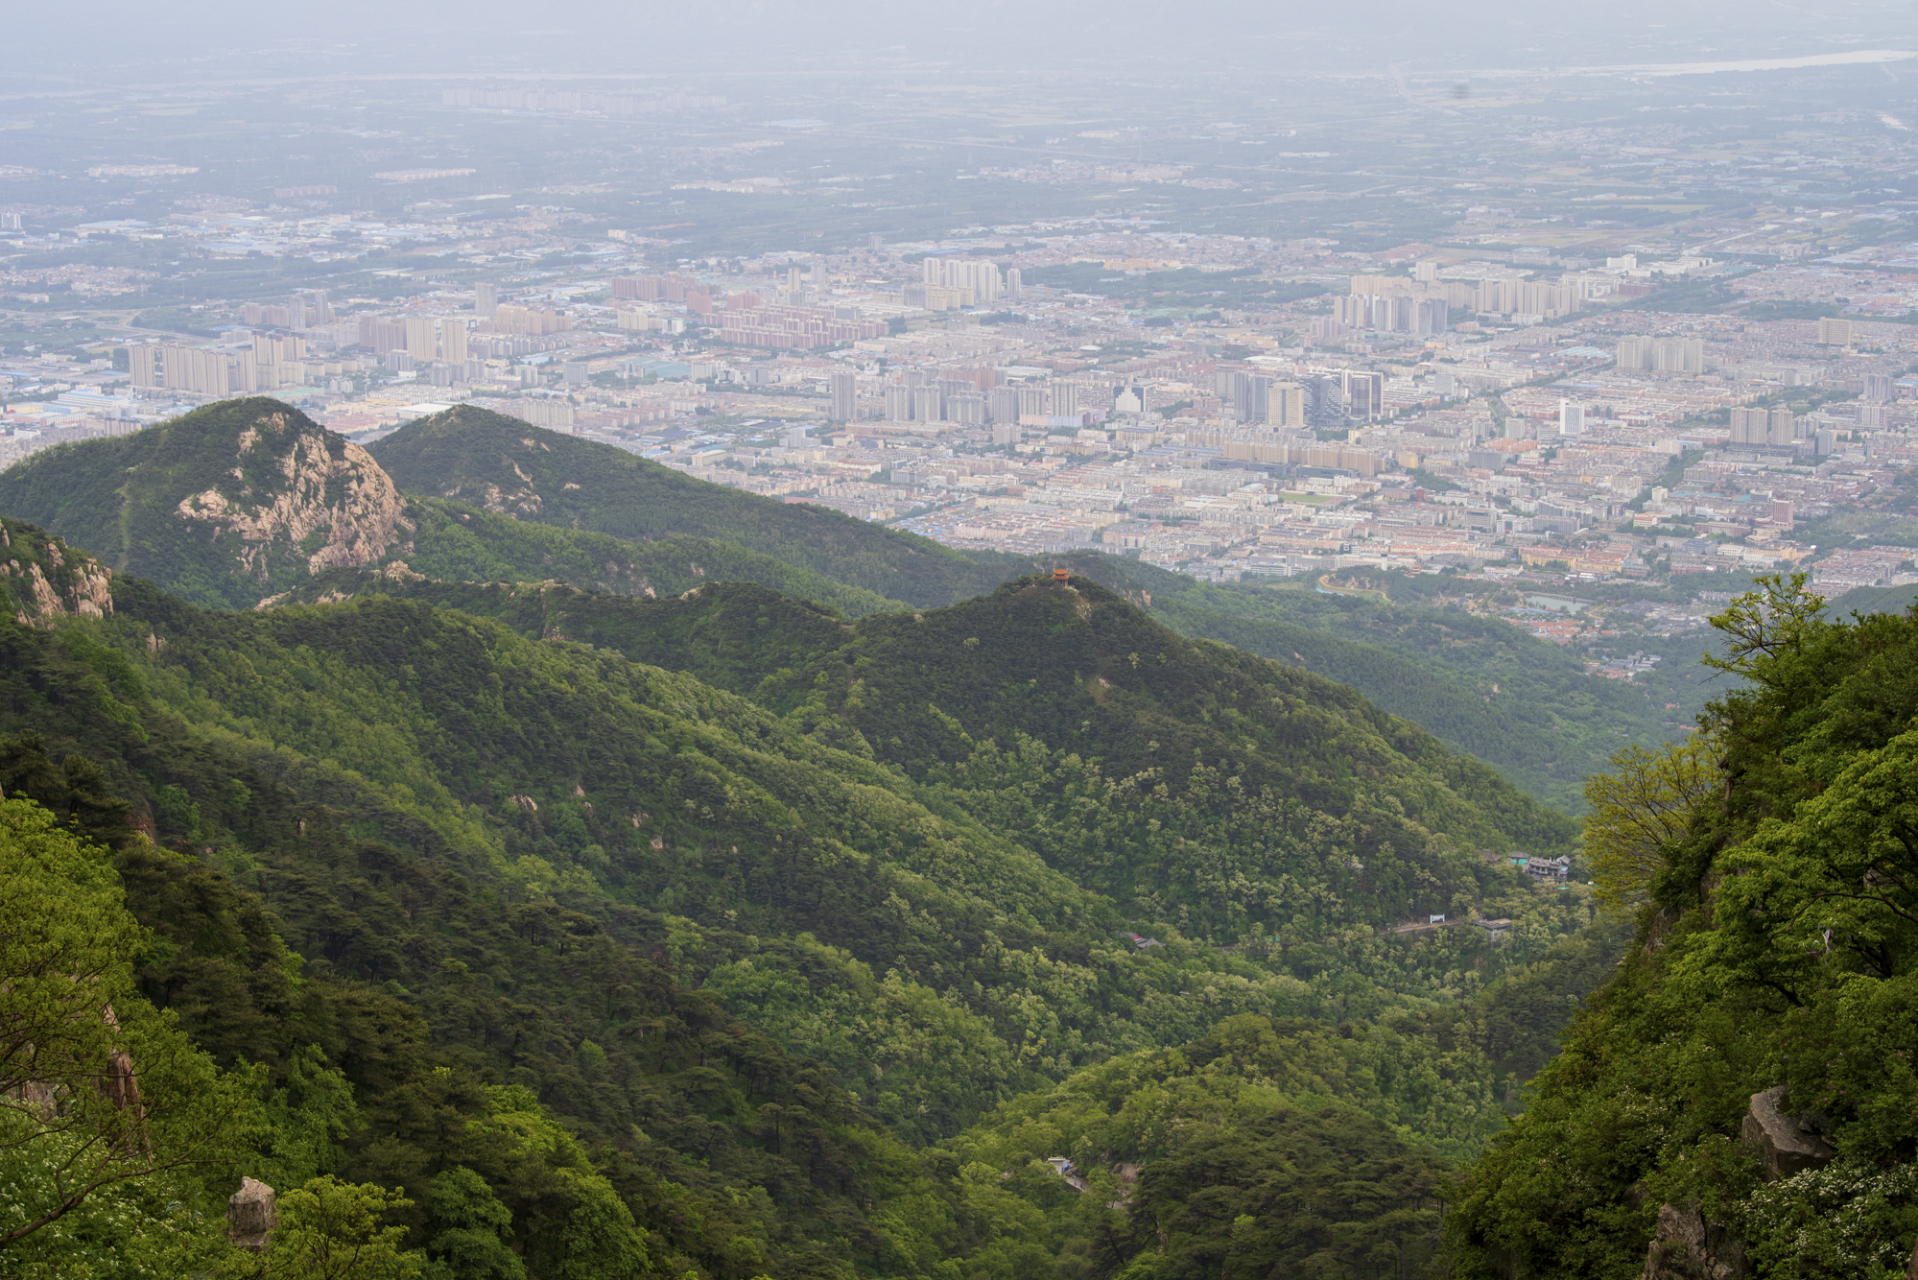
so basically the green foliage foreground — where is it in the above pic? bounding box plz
[1448,576,1918,1278]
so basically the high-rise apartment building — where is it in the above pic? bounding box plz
[1770,408,1797,448]
[921,257,1003,306]
[830,371,856,422]
[1730,407,1798,447]
[1559,400,1585,436]
[125,344,158,389]
[1617,336,1704,374]
[1817,317,1853,346]
[475,282,499,318]
[987,386,1021,424]
[404,318,438,359]
[1865,374,1894,401]
[440,320,468,366]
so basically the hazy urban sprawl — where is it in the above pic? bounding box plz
[8,24,1918,671]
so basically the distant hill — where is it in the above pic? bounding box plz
[370,404,1024,607]
[1827,580,1918,617]
[0,398,891,616]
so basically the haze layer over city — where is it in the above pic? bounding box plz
[8,4,1918,661]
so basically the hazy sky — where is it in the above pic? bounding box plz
[8,0,1917,83]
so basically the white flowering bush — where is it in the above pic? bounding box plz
[1736,1158,1918,1279]
[0,1114,223,1278]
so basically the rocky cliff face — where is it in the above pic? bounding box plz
[0,397,420,610]
[0,519,114,626]
[174,407,412,582]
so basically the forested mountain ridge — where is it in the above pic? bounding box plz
[370,404,1021,608]
[1,399,1692,812]
[272,569,1574,932]
[367,407,1693,808]
[0,516,1615,1276]
[1447,579,1918,1279]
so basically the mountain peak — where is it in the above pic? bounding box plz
[0,397,412,609]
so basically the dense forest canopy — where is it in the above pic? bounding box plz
[1448,576,1918,1280]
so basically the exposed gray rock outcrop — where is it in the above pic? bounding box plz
[1742,1086,1835,1181]
[1641,1199,1746,1280]
[228,1177,277,1251]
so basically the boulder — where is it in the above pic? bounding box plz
[228,1177,277,1251]
[1741,1086,1835,1181]
[1641,1200,1747,1280]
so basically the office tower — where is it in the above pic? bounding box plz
[830,371,856,422]
[475,282,498,318]
[1559,400,1585,436]
[1817,317,1853,346]
[404,317,438,359]
[1769,409,1796,448]
[440,320,468,365]
[1340,370,1383,420]
[1268,383,1305,428]
[1865,374,1893,401]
